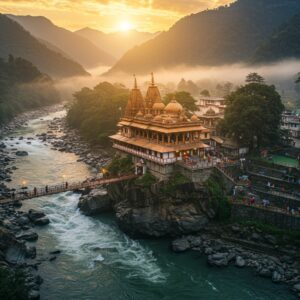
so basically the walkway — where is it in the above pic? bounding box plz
[0,174,138,205]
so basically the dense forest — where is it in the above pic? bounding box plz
[67,82,129,145]
[107,0,300,74]
[0,14,88,78]
[253,12,300,63]
[0,55,60,124]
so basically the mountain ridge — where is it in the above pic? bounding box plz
[7,14,116,68]
[0,14,89,78]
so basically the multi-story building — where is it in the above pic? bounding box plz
[281,111,300,147]
[110,75,212,179]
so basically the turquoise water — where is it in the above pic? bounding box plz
[3,111,296,300]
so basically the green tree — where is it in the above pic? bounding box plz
[219,77,284,149]
[67,82,129,144]
[164,91,197,112]
[245,72,265,84]
[200,89,210,97]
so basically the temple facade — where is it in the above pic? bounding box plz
[110,75,212,179]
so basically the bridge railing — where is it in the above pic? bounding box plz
[3,173,138,203]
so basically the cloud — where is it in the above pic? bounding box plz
[0,0,235,32]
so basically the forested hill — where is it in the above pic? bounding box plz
[107,0,300,74]
[0,14,88,79]
[0,55,60,124]
[8,15,116,68]
[253,12,300,63]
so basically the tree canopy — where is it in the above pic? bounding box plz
[67,82,129,144]
[245,72,265,84]
[0,55,59,124]
[164,91,197,112]
[219,75,284,149]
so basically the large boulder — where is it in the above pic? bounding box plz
[208,252,229,267]
[28,209,46,222]
[0,227,26,264]
[171,237,190,252]
[235,256,246,268]
[78,188,112,216]
[16,230,38,242]
[34,217,50,226]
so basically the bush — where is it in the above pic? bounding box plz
[205,171,231,221]
[107,155,133,175]
[135,171,157,188]
[161,172,190,194]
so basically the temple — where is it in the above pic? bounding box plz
[110,74,212,179]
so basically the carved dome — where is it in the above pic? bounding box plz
[191,114,199,121]
[152,102,165,110]
[153,115,163,122]
[164,100,183,115]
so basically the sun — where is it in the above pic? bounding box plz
[118,21,134,32]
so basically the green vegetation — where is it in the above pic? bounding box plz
[164,91,197,112]
[135,171,157,188]
[245,73,265,84]
[107,155,134,176]
[161,172,190,194]
[205,171,231,221]
[219,74,284,149]
[238,221,300,248]
[200,89,210,97]
[0,55,60,124]
[253,12,300,63]
[67,82,129,145]
[0,267,28,300]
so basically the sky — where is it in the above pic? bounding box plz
[0,0,234,33]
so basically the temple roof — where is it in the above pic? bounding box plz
[110,134,209,153]
[124,75,145,118]
[145,73,162,108]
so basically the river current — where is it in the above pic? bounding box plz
[2,110,296,300]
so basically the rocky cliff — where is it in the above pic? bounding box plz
[79,180,216,238]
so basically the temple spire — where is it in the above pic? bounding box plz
[151,72,155,86]
[133,74,137,89]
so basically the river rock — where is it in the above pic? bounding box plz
[26,245,37,259]
[78,188,112,216]
[235,256,246,268]
[272,271,282,283]
[208,253,229,267]
[34,217,50,226]
[16,151,29,156]
[171,237,190,252]
[28,209,46,222]
[17,231,38,242]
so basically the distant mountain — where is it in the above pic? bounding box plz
[107,0,300,74]
[8,15,116,68]
[75,27,159,59]
[0,14,88,78]
[253,12,300,63]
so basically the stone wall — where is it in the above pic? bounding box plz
[231,204,300,231]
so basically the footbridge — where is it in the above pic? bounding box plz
[0,174,139,205]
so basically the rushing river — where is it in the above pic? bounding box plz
[2,110,296,300]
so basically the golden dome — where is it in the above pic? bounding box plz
[191,114,199,121]
[153,115,162,122]
[164,99,183,115]
[152,102,165,110]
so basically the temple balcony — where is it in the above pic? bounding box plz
[113,143,177,165]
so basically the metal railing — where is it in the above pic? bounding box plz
[0,174,138,205]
